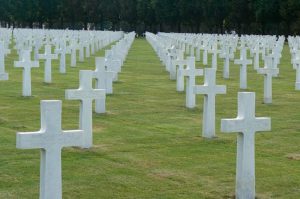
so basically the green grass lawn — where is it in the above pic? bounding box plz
[0,38,300,198]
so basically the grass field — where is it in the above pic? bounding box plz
[0,38,300,198]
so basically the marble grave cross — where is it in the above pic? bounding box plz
[220,46,234,79]
[65,70,106,148]
[178,57,203,108]
[16,100,84,199]
[0,41,11,80]
[55,40,67,74]
[295,58,300,90]
[38,45,58,83]
[257,56,279,104]
[221,92,271,199]
[93,57,114,113]
[209,43,219,69]
[194,68,226,138]
[234,48,252,89]
[173,58,189,92]
[14,50,39,96]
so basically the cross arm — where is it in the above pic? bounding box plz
[61,130,84,147]
[221,118,244,133]
[65,89,84,100]
[221,117,271,133]
[257,68,279,76]
[183,69,203,77]
[254,117,271,132]
[16,131,45,149]
[14,61,23,68]
[194,85,209,95]
[65,89,106,100]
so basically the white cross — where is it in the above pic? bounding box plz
[0,41,11,80]
[55,40,67,74]
[38,45,58,83]
[65,70,106,148]
[295,58,300,90]
[34,39,42,61]
[14,50,39,96]
[234,48,252,89]
[209,43,219,69]
[194,68,226,138]
[221,92,271,199]
[178,57,203,108]
[93,57,114,113]
[16,100,84,199]
[257,56,279,104]
[173,59,189,91]
[79,42,85,62]
[91,39,95,55]
[202,44,208,65]
[195,46,201,61]
[105,57,121,83]
[68,40,78,67]
[252,45,261,70]
[220,46,234,79]
[85,41,91,58]
[169,49,184,80]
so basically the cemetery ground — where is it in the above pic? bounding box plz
[1,38,300,199]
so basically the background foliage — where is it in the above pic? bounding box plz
[0,0,300,35]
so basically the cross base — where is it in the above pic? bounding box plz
[264,97,272,104]
[95,98,106,114]
[296,82,300,90]
[0,73,8,80]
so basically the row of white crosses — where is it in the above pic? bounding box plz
[66,32,136,147]
[158,32,284,104]
[10,29,124,96]
[147,32,272,198]
[16,32,135,199]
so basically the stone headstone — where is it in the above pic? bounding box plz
[65,70,106,148]
[16,100,84,199]
[178,57,203,108]
[79,42,85,62]
[234,48,252,89]
[93,57,114,113]
[173,58,188,91]
[219,45,234,79]
[14,50,39,96]
[55,40,67,74]
[257,56,279,104]
[209,42,219,69]
[295,58,300,90]
[0,41,10,80]
[221,92,271,199]
[194,68,226,138]
[38,45,58,83]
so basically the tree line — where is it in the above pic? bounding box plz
[0,0,300,35]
